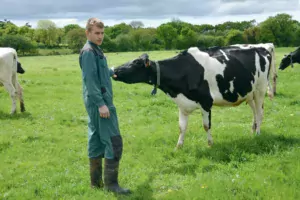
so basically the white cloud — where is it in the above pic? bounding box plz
[2,0,299,28]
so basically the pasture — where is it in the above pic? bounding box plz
[0,47,300,200]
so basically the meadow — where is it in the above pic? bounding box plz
[0,47,300,200]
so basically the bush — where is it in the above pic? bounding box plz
[196,35,225,48]
[0,35,38,55]
[225,29,246,45]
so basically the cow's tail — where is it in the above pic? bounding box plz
[267,49,276,100]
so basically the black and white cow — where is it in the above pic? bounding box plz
[0,47,25,114]
[113,47,274,148]
[229,43,277,95]
[278,47,300,70]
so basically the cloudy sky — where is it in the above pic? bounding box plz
[1,0,300,28]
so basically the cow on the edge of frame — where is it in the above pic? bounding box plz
[112,46,274,149]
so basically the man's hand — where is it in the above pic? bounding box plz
[99,105,110,118]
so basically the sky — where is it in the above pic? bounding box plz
[1,0,300,28]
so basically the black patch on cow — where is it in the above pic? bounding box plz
[156,51,213,112]
[214,49,257,102]
[258,52,266,72]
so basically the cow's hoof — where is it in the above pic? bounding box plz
[208,140,213,147]
[175,143,183,150]
[10,111,16,115]
[20,103,25,112]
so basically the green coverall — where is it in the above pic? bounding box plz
[79,40,122,160]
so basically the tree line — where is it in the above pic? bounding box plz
[1,13,300,55]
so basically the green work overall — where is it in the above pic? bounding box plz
[79,40,122,160]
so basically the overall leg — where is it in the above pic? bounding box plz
[87,109,105,188]
[99,108,131,195]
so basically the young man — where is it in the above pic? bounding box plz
[79,17,130,195]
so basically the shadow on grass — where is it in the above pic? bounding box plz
[159,132,300,176]
[194,132,300,163]
[115,172,155,200]
[0,110,33,120]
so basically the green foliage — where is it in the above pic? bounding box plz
[115,34,134,52]
[64,24,81,34]
[66,28,86,53]
[157,24,178,49]
[259,14,295,46]
[0,35,38,55]
[225,29,246,45]
[196,35,225,48]
[1,12,300,54]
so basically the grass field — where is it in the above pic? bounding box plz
[0,47,300,200]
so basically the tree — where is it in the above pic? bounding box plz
[258,13,295,46]
[243,26,260,44]
[0,35,38,55]
[157,24,177,49]
[105,23,132,39]
[35,20,59,47]
[225,29,246,45]
[66,28,86,53]
[64,24,81,34]
[129,21,144,29]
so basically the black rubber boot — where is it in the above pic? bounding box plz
[89,157,103,188]
[104,158,131,195]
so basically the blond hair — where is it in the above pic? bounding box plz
[86,17,104,32]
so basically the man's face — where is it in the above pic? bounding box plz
[86,26,104,46]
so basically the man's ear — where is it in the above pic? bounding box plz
[140,53,150,67]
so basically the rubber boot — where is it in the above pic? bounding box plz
[104,158,131,195]
[89,157,103,188]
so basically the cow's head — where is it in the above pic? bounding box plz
[279,47,300,70]
[113,53,154,84]
[17,61,25,74]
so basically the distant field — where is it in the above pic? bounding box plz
[0,47,300,200]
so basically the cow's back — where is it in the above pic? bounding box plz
[0,49,17,82]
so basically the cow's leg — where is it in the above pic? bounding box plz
[201,108,212,146]
[247,99,257,133]
[16,81,25,112]
[176,109,189,149]
[3,82,17,114]
[254,91,265,135]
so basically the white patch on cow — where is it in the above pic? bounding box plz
[219,49,229,61]
[229,80,234,93]
[187,47,247,106]
[171,93,200,114]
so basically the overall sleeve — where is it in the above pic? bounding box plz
[81,50,106,107]
[109,67,114,77]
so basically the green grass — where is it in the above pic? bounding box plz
[1,48,300,200]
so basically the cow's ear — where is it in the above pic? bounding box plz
[140,53,150,67]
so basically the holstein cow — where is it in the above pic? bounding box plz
[278,47,300,70]
[113,47,273,148]
[230,43,277,95]
[0,47,25,114]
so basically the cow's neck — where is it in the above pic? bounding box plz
[150,55,187,98]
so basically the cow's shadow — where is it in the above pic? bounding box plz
[194,133,300,162]
[0,110,33,120]
[160,132,300,176]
